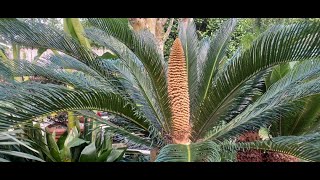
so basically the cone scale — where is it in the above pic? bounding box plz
[168,38,191,145]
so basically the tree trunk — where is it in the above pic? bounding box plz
[129,18,174,55]
[150,147,159,162]
[12,44,23,82]
[255,18,262,31]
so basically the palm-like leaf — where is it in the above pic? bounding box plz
[271,95,320,136]
[4,58,114,92]
[204,59,320,140]
[0,130,44,162]
[75,110,160,147]
[84,29,164,131]
[87,19,171,133]
[265,63,291,88]
[265,62,320,136]
[194,22,320,140]
[290,96,320,135]
[0,60,13,81]
[0,82,149,132]
[1,19,320,162]
[0,19,162,146]
[48,54,109,81]
[0,19,113,81]
[197,18,238,108]
[222,133,320,162]
[178,19,199,116]
[155,141,220,162]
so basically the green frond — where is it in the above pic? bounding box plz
[87,19,171,133]
[266,62,320,136]
[83,29,164,131]
[199,70,266,138]
[197,37,211,75]
[0,82,149,132]
[5,58,120,94]
[193,70,267,141]
[0,130,44,162]
[178,19,199,116]
[111,60,163,131]
[2,55,161,136]
[197,18,238,106]
[0,19,112,81]
[265,63,291,89]
[48,54,106,80]
[0,46,8,61]
[23,123,57,162]
[194,22,320,140]
[272,95,320,136]
[155,141,221,162]
[205,59,320,140]
[0,59,13,81]
[63,18,91,49]
[233,133,320,162]
[0,19,95,63]
[76,110,160,147]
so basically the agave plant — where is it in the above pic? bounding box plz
[23,123,126,162]
[1,18,320,162]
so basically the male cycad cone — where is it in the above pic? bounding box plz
[168,38,191,145]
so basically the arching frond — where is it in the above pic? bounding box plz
[0,130,44,162]
[197,18,238,107]
[266,62,320,136]
[4,59,115,92]
[222,133,320,162]
[178,19,199,115]
[84,29,164,131]
[194,22,320,140]
[0,19,111,80]
[155,141,220,162]
[75,110,159,147]
[87,19,171,132]
[205,59,320,140]
[0,59,13,81]
[111,60,162,131]
[0,82,149,132]
[272,95,320,136]
[48,54,106,80]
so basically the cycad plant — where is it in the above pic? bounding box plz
[1,18,320,162]
[235,62,320,162]
[265,62,320,137]
[0,130,44,162]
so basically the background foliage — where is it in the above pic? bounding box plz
[164,18,320,59]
